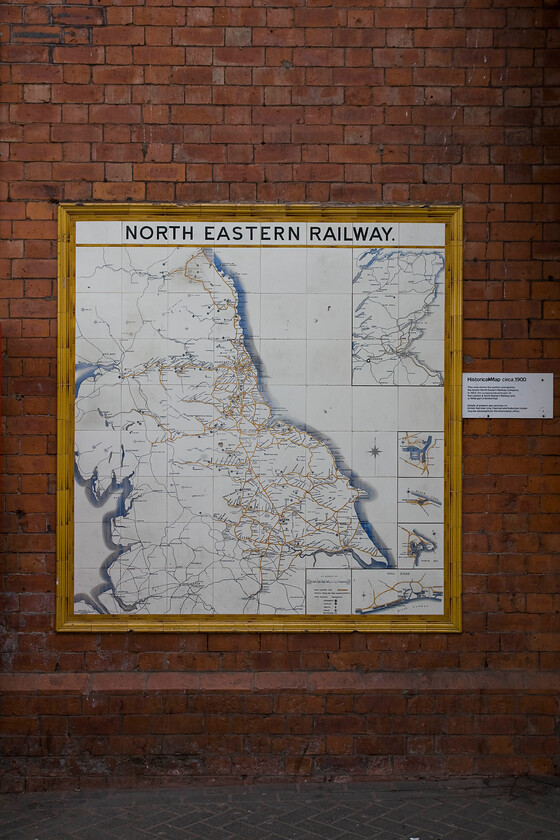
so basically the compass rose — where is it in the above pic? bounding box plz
[367,438,382,473]
[368,438,382,459]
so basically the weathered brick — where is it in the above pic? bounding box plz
[1,0,559,791]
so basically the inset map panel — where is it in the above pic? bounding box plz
[352,569,444,615]
[352,249,445,386]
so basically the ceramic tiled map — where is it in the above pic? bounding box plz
[58,206,462,631]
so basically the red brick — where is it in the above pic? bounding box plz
[2,45,50,64]
[415,29,465,49]
[132,163,185,181]
[213,46,265,66]
[52,7,103,26]
[174,27,225,47]
[94,27,145,47]
[51,46,105,65]
[10,104,61,124]
[88,104,141,124]
[211,7,263,26]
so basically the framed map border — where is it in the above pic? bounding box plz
[57,204,462,633]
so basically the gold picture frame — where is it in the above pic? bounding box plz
[57,204,462,632]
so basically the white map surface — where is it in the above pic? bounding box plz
[73,233,446,617]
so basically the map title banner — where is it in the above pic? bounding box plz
[76,221,446,248]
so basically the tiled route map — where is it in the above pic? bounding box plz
[71,218,447,618]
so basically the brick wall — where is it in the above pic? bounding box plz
[1,0,559,791]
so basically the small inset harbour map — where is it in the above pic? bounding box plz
[353,570,444,615]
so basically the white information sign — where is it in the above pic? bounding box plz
[462,373,553,418]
